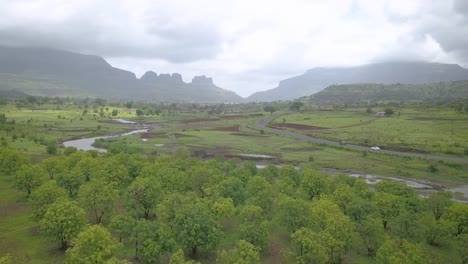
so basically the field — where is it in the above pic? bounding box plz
[1,101,468,264]
[273,108,468,156]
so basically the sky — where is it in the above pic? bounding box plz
[0,0,467,97]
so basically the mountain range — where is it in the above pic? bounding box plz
[246,62,468,101]
[0,46,242,103]
[2,45,468,103]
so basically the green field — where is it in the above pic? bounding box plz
[273,108,468,156]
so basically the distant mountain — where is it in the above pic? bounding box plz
[0,46,243,102]
[247,62,468,102]
[301,81,468,105]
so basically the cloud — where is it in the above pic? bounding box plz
[0,0,466,97]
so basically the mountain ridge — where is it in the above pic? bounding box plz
[247,62,468,102]
[0,45,243,103]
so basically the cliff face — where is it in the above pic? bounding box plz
[0,45,243,102]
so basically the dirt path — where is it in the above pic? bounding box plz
[255,113,468,164]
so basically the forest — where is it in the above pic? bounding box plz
[0,96,467,264]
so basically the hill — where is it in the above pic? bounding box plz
[0,46,243,103]
[301,81,468,105]
[247,62,468,102]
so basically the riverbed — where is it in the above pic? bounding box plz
[62,119,151,152]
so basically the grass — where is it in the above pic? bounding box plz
[273,108,468,157]
[0,172,64,263]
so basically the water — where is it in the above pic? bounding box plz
[62,119,148,152]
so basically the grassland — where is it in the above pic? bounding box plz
[273,108,468,157]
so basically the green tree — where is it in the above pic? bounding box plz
[290,228,328,264]
[356,216,385,256]
[173,202,221,256]
[300,168,329,200]
[456,234,468,264]
[217,177,246,206]
[237,205,269,249]
[263,105,276,115]
[217,240,260,264]
[169,249,199,264]
[65,225,119,264]
[212,197,235,221]
[276,195,310,233]
[57,171,82,197]
[245,176,274,217]
[29,180,67,220]
[290,101,304,111]
[376,238,425,264]
[444,203,468,235]
[384,108,395,116]
[109,214,134,243]
[15,164,45,197]
[375,192,403,229]
[427,190,452,221]
[46,141,59,155]
[41,157,65,179]
[136,109,144,117]
[0,147,28,175]
[40,198,87,249]
[79,179,118,223]
[111,109,119,116]
[127,176,164,218]
[419,213,456,246]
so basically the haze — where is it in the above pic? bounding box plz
[0,0,467,97]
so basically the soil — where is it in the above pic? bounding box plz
[230,132,266,137]
[173,133,196,138]
[140,132,167,139]
[270,122,329,130]
[180,118,221,123]
[216,115,248,119]
[210,125,240,132]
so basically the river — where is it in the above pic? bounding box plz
[62,119,149,152]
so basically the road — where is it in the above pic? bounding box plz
[254,113,468,164]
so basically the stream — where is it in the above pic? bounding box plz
[62,119,149,153]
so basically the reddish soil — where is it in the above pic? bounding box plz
[230,132,266,137]
[280,147,322,151]
[268,243,282,264]
[180,118,221,123]
[140,132,167,139]
[270,122,328,130]
[210,125,240,132]
[173,133,196,138]
[217,115,248,119]
[249,113,264,117]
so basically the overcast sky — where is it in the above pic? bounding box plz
[1,0,467,97]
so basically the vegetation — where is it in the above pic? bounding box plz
[0,97,467,263]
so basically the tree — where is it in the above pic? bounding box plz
[245,176,274,217]
[356,216,385,256]
[109,214,134,243]
[79,179,118,223]
[111,109,119,116]
[127,176,164,218]
[65,225,119,264]
[217,177,246,206]
[46,141,59,155]
[0,147,28,175]
[40,198,87,249]
[456,234,468,264]
[41,157,65,179]
[419,213,455,246]
[376,238,425,264]
[290,228,329,264]
[217,240,260,264]
[212,197,235,221]
[29,180,67,220]
[290,101,304,111]
[169,249,199,264]
[136,109,144,117]
[384,108,394,116]
[173,202,221,256]
[263,105,276,115]
[57,171,82,197]
[375,192,403,229]
[237,205,269,249]
[427,190,452,221]
[276,195,310,233]
[15,164,45,197]
[444,203,468,235]
[300,168,329,200]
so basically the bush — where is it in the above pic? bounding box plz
[428,164,438,173]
